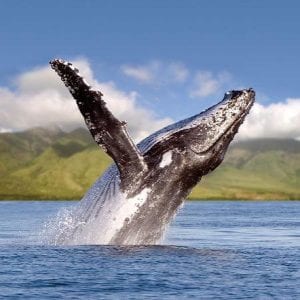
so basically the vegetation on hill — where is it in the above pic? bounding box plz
[0,127,299,200]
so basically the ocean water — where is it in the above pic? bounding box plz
[0,200,299,299]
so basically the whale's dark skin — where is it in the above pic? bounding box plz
[50,59,255,245]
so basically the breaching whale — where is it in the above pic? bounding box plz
[50,59,255,245]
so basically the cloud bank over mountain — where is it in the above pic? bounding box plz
[238,99,300,140]
[0,59,172,142]
[0,59,299,140]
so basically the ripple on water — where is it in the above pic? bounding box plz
[0,200,299,299]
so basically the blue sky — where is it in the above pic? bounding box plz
[0,1,300,140]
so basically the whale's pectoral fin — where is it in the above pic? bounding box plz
[50,59,147,189]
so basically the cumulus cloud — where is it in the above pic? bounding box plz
[120,64,154,83]
[1,59,299,142]
[0,59,172,142]
[167,62,189,83]
[121,61,189,85]
[238,99,300,140]
[189,71,231,98]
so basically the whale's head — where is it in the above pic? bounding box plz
[141,88,255,187]
[184,88,255,175]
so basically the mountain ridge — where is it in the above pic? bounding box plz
[0,127,299,200]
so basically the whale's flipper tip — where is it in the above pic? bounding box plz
[50,59,147,191]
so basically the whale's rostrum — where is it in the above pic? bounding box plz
[49,59,255,245]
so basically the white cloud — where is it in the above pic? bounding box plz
[121,65,154,84]
[190,71,231,98]
[237,99,300,140]
[168,62,189,83]
[0,59,172,142]
[121,61,189,85]
[1,59,299,142]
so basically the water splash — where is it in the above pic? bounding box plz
[40,173,166,245]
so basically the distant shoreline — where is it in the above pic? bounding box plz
[1,129,299,202]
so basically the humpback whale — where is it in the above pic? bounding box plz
[50,59,255,245]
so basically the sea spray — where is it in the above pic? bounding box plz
[40,174,171,245]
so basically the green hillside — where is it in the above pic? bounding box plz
[190,139,300,200]
[0,128,299,200]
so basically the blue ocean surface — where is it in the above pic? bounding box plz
[0,200,299,299]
